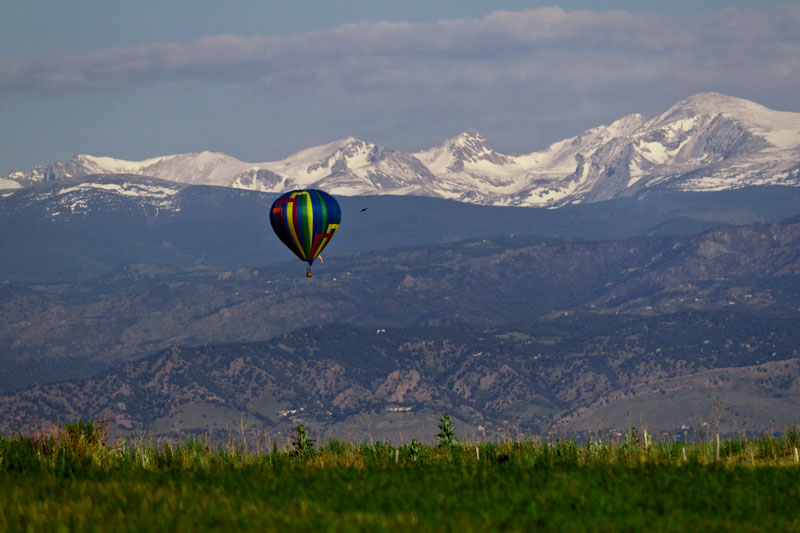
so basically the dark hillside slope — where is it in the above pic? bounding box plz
[2,216,799,394]
[1,312,798,439]
[2,175,799,282]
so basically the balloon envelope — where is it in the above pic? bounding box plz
[269,189,341,266]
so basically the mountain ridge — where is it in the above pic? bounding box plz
[3,312,799,439]
[2,213,798,393]
[5,93,800,207]
[4,172,800,283]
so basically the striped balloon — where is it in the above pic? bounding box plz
[269,189,341,266]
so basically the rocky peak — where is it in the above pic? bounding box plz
[447,129,510,167]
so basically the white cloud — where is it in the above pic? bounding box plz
[2,5,798,159]
[2,6,797,99]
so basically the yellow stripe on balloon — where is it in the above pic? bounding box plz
[304,192,313,255]
[287,193,306,260]
[310,223,340,260]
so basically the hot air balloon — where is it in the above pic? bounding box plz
[269,189,341,277]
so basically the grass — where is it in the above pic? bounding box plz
[1,422,800,531]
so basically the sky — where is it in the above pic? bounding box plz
[2,1,799,174]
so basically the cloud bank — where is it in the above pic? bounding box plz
[2,6,798,103]
[2,5,799,171]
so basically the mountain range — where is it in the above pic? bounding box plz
[1,214,799,438]
[2,91,800,441]
[2,311,799,442]
[5,93,800,207]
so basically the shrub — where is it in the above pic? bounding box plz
[291,424,315,457]
[402,439,421,462]
[367,440,394,461]
[435,413,458,448]
[60,419,109,457]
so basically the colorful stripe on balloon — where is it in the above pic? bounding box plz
[269,189,342,266]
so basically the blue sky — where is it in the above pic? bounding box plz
[2,1,799,173]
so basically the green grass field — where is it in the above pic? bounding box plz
[2,421,800,531]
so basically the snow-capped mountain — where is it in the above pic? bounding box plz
[8,175,187,219]
[230,137,439,195]
[5,93,800,207]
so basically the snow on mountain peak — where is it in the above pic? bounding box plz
[675,91,760,112]
[278,137,364,166]
[607,114,647,137]
[18,176,185,218]
[5,93,800,206]
[416,129,513,178]
[0,179,23,195]
[453,128,485,143]
[649,92,800,149]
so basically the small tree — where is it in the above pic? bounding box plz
[403,438,421,462]
[291,424,315,457]
[435,413,458,447]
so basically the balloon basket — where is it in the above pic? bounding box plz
[306,268,312,278]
